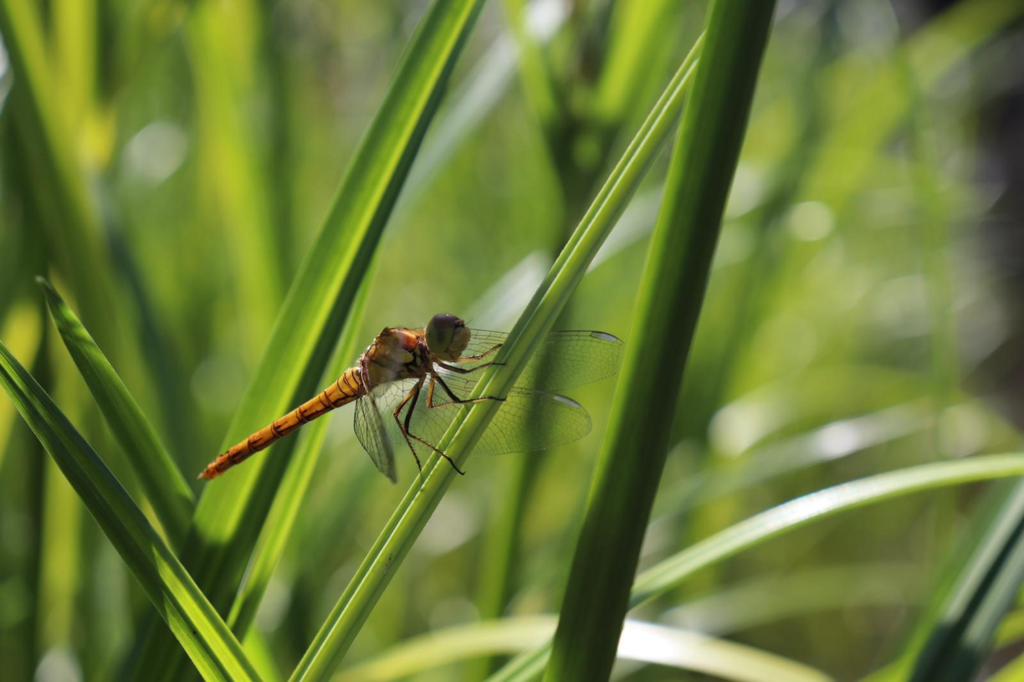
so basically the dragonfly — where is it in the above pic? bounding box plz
[197,313,623,482]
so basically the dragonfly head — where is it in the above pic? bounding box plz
[426,313,470,361]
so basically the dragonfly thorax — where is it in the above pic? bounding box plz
[363,328,431,387]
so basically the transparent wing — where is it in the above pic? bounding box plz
[372,372,592,460]
[353,385,399,482]
[460,329,623,392]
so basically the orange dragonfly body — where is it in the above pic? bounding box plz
[198,313,622,482]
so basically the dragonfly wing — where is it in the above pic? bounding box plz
[353,383,403,482]
[421,373,592,456]
[463,329,624,392]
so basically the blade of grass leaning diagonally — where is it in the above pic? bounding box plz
[132,1,491,677]
[0,341,260,682]
[38,278,194,546]
[226,260,378,637]
[626,458,1024,607]
[288,34,706,682]
[591,0,678,127]
[544,1,775,679]
[488,454,1024,682]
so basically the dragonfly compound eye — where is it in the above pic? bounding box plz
[427,313,468,359]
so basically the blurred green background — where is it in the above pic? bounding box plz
[3,0,1024,680]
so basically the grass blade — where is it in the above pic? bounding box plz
[489,454,1024,682]
[38,278,194,546]
[289,34,705,682]
[628,457,1024,606]
[335,616,831,682]
[592,0,677,125]
[544,1,775,679]
[0,340,260,682]
[132,0,490,676]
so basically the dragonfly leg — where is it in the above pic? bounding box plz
[436,360,495,375]
[395,376,468,473]
[392,381,424,473]
[455,343,502,362]
[427,372,506,409]
[426,374,437,408]
[401,377,466,475]
[405,430,465,475]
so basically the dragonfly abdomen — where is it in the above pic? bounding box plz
[198,366,364,480]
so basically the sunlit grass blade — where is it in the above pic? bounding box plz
[627,457,1024,607]
[654,393,1015,524]
[592,0,676,125]
[489,454,1024,682]
[0,340,260,682]
[334,616,831,682]
[132,0,490,676]
[38,278,194,546]
[289,34,704,682]
[544,1,776,679]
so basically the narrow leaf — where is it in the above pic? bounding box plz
[39,277,194,545]
[0,340,259,682]
[545,1,776,679]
